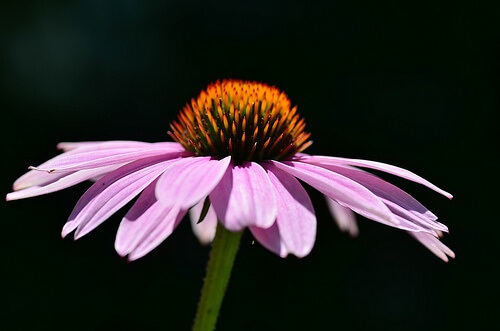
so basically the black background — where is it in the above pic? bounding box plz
[1,1,498,330]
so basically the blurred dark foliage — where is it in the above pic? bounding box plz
[1,1,498,330]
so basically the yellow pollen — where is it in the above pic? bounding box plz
[169,79,312,162]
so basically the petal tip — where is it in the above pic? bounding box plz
[61,223,76,238]
[114,239,129,258]
[73,227,90,240]
[293,248,312,259]
[56,142,68,150]
[116,249,128,258]
[127,250,145,261]
[349,229,360,238]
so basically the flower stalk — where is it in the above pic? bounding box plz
[192,223,243,331]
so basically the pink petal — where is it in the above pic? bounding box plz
[250,223,286,257]
[322,164,437,218]
[115,180,186,259]
[58,141,185,153]
[326,197,359,237]
[6,164,123,201]
[57,141,158,152]
[409,232,455,262]
[128,207,186,261]
[155,156,231,209]
[13,150,83,190]
[384,200,448,233]
[114,180,160,255]
[13,171,69,192]
[264,165,316,258]
[189,200,218,245]
[296,155,453,199]
[390,214,439,234]
[12,142,186,190]
[267,160,398,226]
[31,148,188,173]
[315,163,448,232]
[210,162,277,232]
[326,194,439,236]
[62,155,182,239]
[326,195,437,235]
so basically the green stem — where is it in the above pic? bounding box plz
[192,223,243,331]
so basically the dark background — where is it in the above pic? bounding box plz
[1,1,498,330]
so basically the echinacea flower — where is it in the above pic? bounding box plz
[7,79,454,262]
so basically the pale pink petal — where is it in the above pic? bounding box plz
[328,198,435,234]
[390,214,439,234]
[296,155,453,199]
[12,143,185,190]
[250,223,286,257]
[319,164,437,218]
[128,207,186,261]
[31,148,188,173]
[264,165,316,258]
[62,155,182,239]
[326,197,359,237]
[115,180,186,259]
[326,194,441,236]
[13,150,84,190]
[114,180,163,256]
[384,200,448,233]
[267,160,398,226]
[315,163,448,232]
[156,156,231,209]
[58,141,153,152]
[189,200,218,245]
[210,162,277,232]
[409,232,455,262]
[57,141,184,152]
[13,171,69,192]
[6,164,123,201]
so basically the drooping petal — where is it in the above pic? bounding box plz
[210,162,277,232]
[128,207,186,261]
[6,164,123,201]
[13,150,84,190]
[409,232,455,262]
[267,160,398,226]
[326,195,437,235]
[384,200,448,233]
[62,155,182,239]
[156,156,231,209]
[250,223,286,257]
[114,179,161,256]
[115,180,186,260]
[390,214,440,234]
[12,143,186,190]
[57,141,155,152]
[57,141,184,152]
[326,197,359,237]
[296,155,453,199]
[31,148,188,173]
[315,163,448,232]
[13,171,69,192]
[264,165,316,258]
[189,200,218,245]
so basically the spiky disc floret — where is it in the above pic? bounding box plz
[169,79,312,162]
